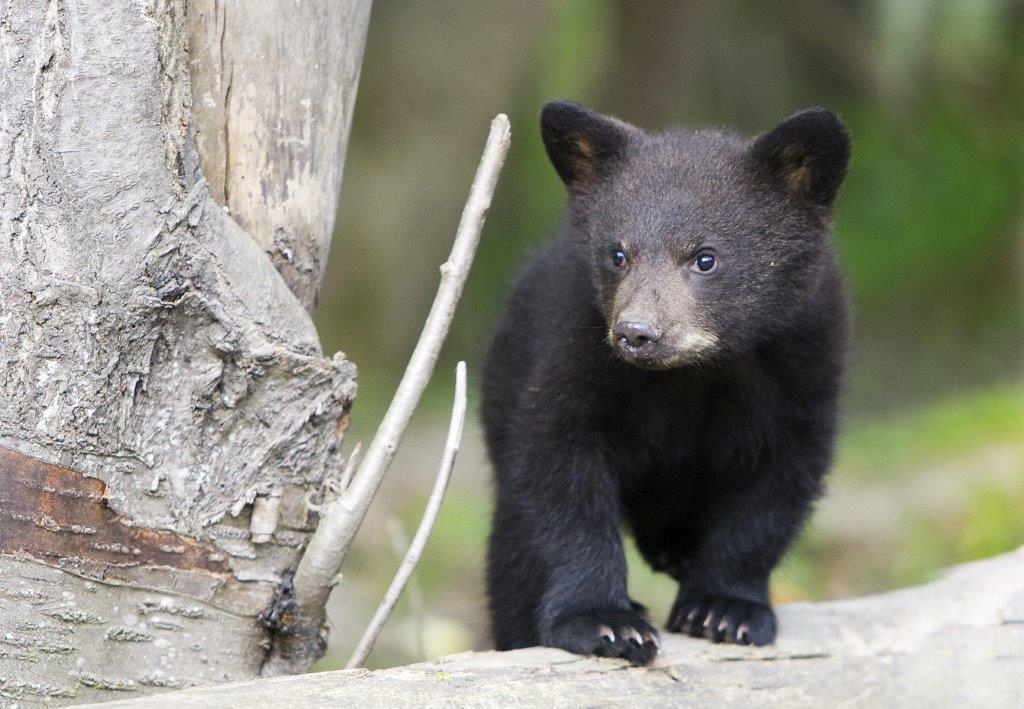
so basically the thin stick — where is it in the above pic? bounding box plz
[345,361,467,669]
[384,515,427,660]
[338,441,363,490]
[263,115,510,675]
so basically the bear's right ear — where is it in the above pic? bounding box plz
[541,101,637,189]
[748,108,851,209]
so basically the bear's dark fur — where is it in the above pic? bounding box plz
[482,102,850,665]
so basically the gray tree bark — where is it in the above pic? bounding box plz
[0,0,369,705]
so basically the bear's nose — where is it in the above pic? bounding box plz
[614,320,662,353]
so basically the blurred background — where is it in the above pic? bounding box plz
[312,0,1024,670]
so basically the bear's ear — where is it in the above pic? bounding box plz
[541,101,637,188]
[748,108,850,208]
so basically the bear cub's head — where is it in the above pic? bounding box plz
[541,101,850,370]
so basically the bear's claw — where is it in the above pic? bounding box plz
[545,609,661,666]
[667,593,776,646]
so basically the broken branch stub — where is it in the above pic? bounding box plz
[262,115,511,676]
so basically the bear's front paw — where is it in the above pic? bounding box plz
[666,592,776,646]
[544,609,660,666]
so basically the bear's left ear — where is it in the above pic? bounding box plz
[748,108,850,208]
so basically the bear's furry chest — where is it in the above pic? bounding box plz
[609,370,784,493]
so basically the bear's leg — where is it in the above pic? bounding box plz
[489,445,660,665]
[664,469,817,646]
[486,500,545,650]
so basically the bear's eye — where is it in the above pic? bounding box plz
[610,248,627,268]
[692,251,717,274]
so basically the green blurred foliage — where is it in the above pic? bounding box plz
[838,384,1023,478]
[311,0,1024,670]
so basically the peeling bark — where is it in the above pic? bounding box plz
[0,446,229,572]
[0,0,367,704]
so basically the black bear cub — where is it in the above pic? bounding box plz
[483,102,850,665]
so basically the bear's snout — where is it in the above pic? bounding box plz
[613,320,662,357]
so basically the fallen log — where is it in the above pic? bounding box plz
[88,546,1024,707]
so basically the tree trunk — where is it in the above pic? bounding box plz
[0,0,369,704]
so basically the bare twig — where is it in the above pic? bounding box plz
[384,515,427,660]
[262,114,510,676]
[346,361,467,669]
[338,441,363,491]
